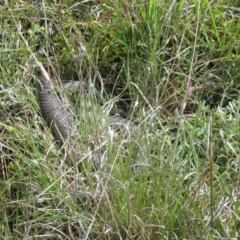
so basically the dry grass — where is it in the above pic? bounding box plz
[1,0,240,239]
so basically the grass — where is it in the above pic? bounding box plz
[1,0,240,239]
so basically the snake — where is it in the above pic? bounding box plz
[37,70,129,167]
[38,72,75,146]
[36,61,138,171]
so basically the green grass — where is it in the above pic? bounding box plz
[1,0,240,239]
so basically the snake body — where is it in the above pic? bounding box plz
[38,73,75,147]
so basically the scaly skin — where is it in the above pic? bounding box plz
[38,73,75,146]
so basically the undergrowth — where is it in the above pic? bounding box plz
[0,0,240,239]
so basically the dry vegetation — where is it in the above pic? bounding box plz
[1,0,240,239]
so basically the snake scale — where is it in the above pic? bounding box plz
[38,72,77,153]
